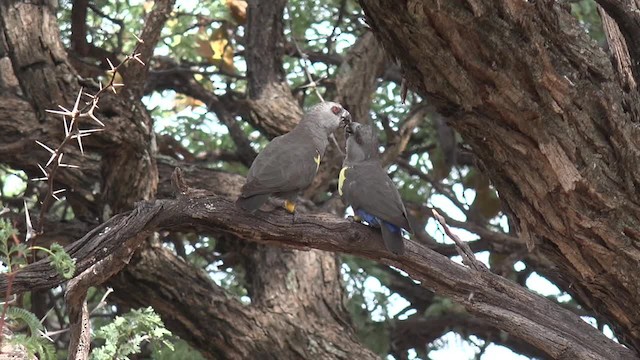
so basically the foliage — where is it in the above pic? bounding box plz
[91,307,173,360]
[0,218,77,360]
[4,307,56,360]
[48,243,76,279]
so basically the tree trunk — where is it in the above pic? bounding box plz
[360,0,640,352]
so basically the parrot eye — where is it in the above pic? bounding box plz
[331,105,341,115]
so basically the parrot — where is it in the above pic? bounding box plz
[338,122,413,255]
[236,101,351,214]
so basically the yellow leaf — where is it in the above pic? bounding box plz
[195,25,236,74]
[226,0,247,24]
[174,94,205,112]
[143,0,154,13]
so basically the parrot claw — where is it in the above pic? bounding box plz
[347,215,363,223]
[284,200,296,214]
[283,200,297,224]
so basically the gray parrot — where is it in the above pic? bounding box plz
[236,101,351,214]
[339,122,412,255]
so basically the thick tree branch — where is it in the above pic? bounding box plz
[245,0,301,136]
[595,0,640,85]
[1,192,633,359]
[110,245,377,359]
[598,5,636,90]
[118,0,175,98]
[392,314,547,359]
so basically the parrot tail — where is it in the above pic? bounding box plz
[380,222,405,255]
[236,194,269,213]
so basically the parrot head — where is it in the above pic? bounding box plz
[302,101,352,136]
[345,122,378,163]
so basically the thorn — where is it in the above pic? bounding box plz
[38,329,54,343]
[84,108,105,127]
[35,140,58,167]
[132,32,144,43]
[37,163,48,177]
[63,116,70,137]
[24,200,35,241]
[32,163,49,181]
[132,53,146,66]
[58,105,72,114]
[36,140,56,154]
[45,109,71,117]
[77,128,104,134]
[52,188,66,201]
[76,132,84,155]
[57,154,79,168]
[72,87,83,115]
[83,92,95,99]
[106,57,116,72]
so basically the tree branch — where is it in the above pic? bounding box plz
[2,188,633,359]
[595,0,640,85]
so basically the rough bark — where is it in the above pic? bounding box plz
[0,191,633,359]
[4,0,636,358]
[360,0,640,352]
[111,245,375,360]
[245,0,302,136]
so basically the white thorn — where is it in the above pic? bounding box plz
[63,116,70,137]
[132,33,144,43]
[106,58,116,72]
[45,109,71,117]
[24,200,35,241]
[72,87,83,114]
[52,189,66,201]
[132,53,146,66]
[76,131,84,155]
[37,163,48,177]
[35,140,55,154]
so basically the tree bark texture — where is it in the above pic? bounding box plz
[1,189,634,359]
[0,0,379,358]
[360,0,640,353]
[1,0,639,359]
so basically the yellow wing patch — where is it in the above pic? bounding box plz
[338,167,349,196]
[314,152,321,171]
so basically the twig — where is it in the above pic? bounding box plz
[325,0,348,53]
[285,6,344,156]
[32,35,146,240]
[431,209,488,272]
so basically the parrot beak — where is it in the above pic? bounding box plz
[345,122,355,138]
[340,110,352,128]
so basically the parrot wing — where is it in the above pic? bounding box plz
[342,161,412,232]
[241,132,321,197]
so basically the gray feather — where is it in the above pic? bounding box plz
[341,122,413,234]
[237,102,350,211]
[380,224,405,255]
[235,194,269,213]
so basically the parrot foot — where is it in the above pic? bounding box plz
[347,215,363,223]
[284,200,296,214]
[284,200,297,223]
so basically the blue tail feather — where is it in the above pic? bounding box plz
[355,209,401,234]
